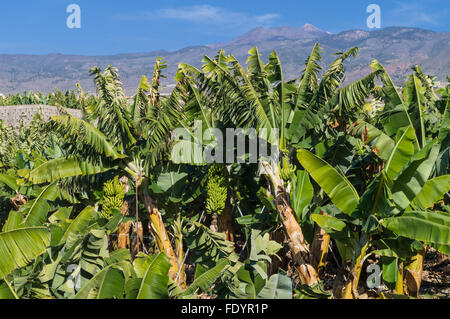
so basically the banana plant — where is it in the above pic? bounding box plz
[297,125,450,298]
[22,64,185,285]
[349,74,449,296]
[168,60,236,240]
[190,45,379,285]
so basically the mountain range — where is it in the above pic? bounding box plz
[0,24,448,95]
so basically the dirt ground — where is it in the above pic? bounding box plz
[321,247,449,299]
[420,249,449,299]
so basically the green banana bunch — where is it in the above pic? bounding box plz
[100,176,125,219]
[279,156,296,182]
[206,164,229,215]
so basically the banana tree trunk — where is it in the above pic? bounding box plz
[311,225,330,276]
[311,210,331,276]
[131,222,143,257]
[117,220,133,249]
[142,192,186,286]
[262,161,319,285]
[117,199,131,250]
[276,194,319,285]
[396,261,404,295]
[218,191,234,243]
[404,248,425,297]
[210,212,219,233]
[116,177,131,250]
[342,242,369,299]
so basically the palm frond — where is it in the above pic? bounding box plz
[296,43,323,109]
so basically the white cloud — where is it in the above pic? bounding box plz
[116,5,280,29]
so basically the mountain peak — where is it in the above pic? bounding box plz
[300,23,318,30]
[300,23,332,35]
[228,24,329,46]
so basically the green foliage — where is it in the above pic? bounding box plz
[0,43,448,300]
[183,221,234,267]
[136,253,171,299]
[382,211,450,246]
[0,227,50,278]
[297,149,359,216]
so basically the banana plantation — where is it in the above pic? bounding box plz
[0,44,448,299]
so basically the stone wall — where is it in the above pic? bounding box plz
[0,105,83,129]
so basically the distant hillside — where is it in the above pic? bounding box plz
[0,25,448,95]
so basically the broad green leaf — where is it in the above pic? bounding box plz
[295,43,322,109]
[335,239,355,263]
[48,207,73,224]
[180,258,230,297]
[412,175,450,210]
[257,274,292,299]
[155,169,188,196]
[136,253,171,299]
[183,222,234,265]
[27,158,115,184]
[51,115,124,160]
[0,227,50,278]
[382,257,398,290]
[382,211,450,245]
[290,170,313,220]
[73,263,127,299]
[97,267,125,299]
[407,74,427,148]
[391,141,440,210]
[227,55,274,131]
[23,183,59,227]
[311,214,347,234]
[0,281,17,299]
[131,75,150,122]
[0,174,18,191]
[125,277,142,299]
[438,99,449,143]
[385,126,416,180]
[2,211,23,232]
[288,109,321,145]
[60,206,97,244]
[268,51,288,150]
[104,249,131,266]
[371,60,417,145]
[133,253,154,278]
[297,149,359,215]
[295,282,331,299]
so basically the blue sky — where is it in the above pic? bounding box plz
[0,0,448,55]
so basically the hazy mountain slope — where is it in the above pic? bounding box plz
[0,25,448,95]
